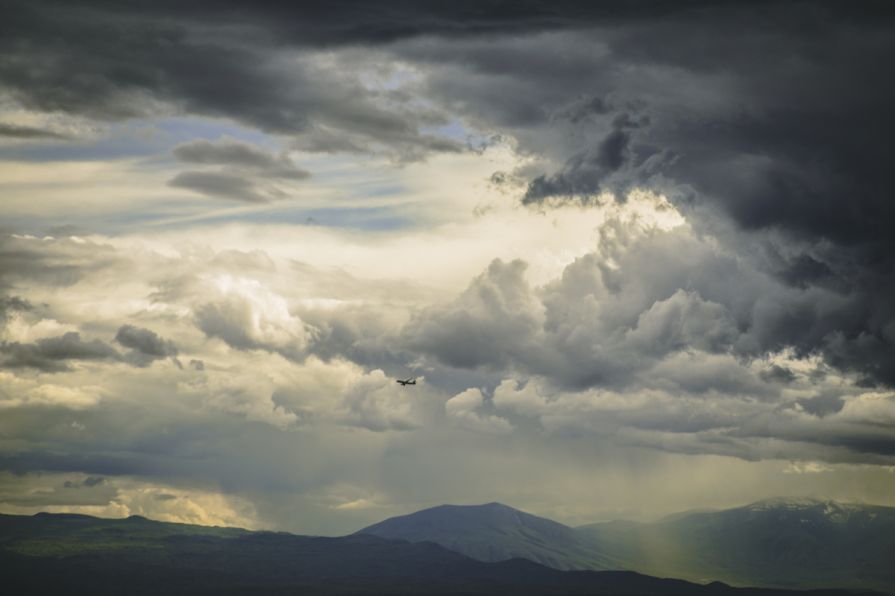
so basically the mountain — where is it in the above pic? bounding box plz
[357,501,617,569]
[357,499,895,592]
[0,511,866,596]
[578,498,895,592]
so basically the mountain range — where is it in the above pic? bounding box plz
[356,501,616,570]
[1,498,892,595]
[357,498,895,593]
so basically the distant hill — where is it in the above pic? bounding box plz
[0,511,867,596]
[578,498,895,592]
[357,498,895,592]
[357,501,618,569]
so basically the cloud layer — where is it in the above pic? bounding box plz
[1,0,894,532]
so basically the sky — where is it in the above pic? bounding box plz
[1,0,894,535]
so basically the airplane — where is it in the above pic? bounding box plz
[396,377,417,386]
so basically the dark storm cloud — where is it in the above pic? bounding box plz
[0,233,122,290]
[115,324,178,367]
[0,1,716,62]
[760,365,797,384]
[484,369,895,465]
[522,112,665,205]
[168,171,274,203]
[63,476,106,489]
[0,123,70,139]
[0,451,160,478]
[0,332,120,372]
[172,139,309,180]
[796,393,845,418]
[115,325,176,358]
[3,475,116,507]
[777,254,838,290]
[300,307,408,374]
[404,259,543,370]
[2,0,895,490]
[168,139,309,202]
[381,3,895,386]
[403,210,892,397]
[1,1,468,160]
[389,3,895,254]
[6,1,816,163]
[0,295,31,322]
[193,295,309,361]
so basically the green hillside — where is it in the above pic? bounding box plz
[0,512,246,558]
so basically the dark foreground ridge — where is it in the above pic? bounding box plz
[0,512,879,596]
